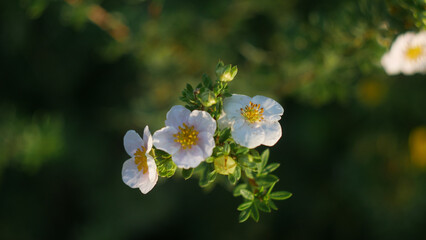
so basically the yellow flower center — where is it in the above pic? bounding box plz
[405,46,423,61]
[240,101,264,123]
[173,123,199,149]
[134,147,148,174]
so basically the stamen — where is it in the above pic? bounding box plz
[134,146,148,174]
[406,46,423,61]
[173,122,199,149]
[240,101,264,123]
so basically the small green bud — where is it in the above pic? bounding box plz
[214,155,237,175]
[198,90,217,107]
[216,60,238,82]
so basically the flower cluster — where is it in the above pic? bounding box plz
[121,61,292,223]
[381,31,426,75]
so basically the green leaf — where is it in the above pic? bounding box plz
[240,189,254,200]
[182,168,194,180]
[268,200,278,211]
[239,208,251,223]
[262,163,280,175]
[208,170,217,183]
[250,149,261,160]
[233,184,247,197]
[202,74,212,88]
[258,149,269,172]
[235,147,249,155]
[228,173,237,185]
[237,201,252,211]
[270,191,292,200]
[218,128,231,143]
[256,174,279,187]
[234,166,241,181]
[250,204,260,222]
[244,168,255,179]
[205,156,214,163]
[186,83,193,92]
[257,200,271,213]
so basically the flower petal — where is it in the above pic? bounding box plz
[153,126,181,155]
[223,94,250,119]
[252,95,284,122]
[261,121,282,146]
[165,105,191,129]
[232,122,265,148]
[139,156,158,194]
[139,173,158,194]
[172,145,204,169]
[217,113,232,130]
[188,110,216,135]
[124,130,144,157]
[143,126,153,153]
[197,132,215,159]
[122,158,146,188]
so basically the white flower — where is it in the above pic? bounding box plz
[122,126,158,194]
[381,31,426,75]
[219,94,284,149]
[153,105,216,169]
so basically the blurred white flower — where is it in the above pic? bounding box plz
[153,105,216,169]
[381,31,426,75]
[122,126,158,194]
[219,94,284,148]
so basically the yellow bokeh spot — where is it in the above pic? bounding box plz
[134,147,149,174]
[405,46,423,61]
[240,102,264,123]
[409,127,426,167]
[173,123,199,149]
[356,79,387,107]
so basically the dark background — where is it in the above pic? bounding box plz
[1,0,426,239]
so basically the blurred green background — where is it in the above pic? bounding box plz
[1,0,426,239]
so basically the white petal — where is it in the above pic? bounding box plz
[381,52,401,75]
[172,145,204,169]
[217,113,232,130]
[124,130,144,157]
[122,158,146,188]
[153,126,181,155]
[165,105,191,129]
[223,94,250,119]
[146,155,157,182]
[188,110,217,135]
[261,121,282,146]
[143,126,153,153]
[139,156,158,194]
[226,94,252,106]
[197,132,215,159]
[232,122,265,148]
[139,173,158,194]
[252,95,284,122]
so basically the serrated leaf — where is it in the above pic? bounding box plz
[233,184,247,197]
[240,189,254,200]
[237,201,252,211]
[270,191,292,200]
[262,163,280,175]
[250,204,259,222]
[182,168,194,180]
[239,208,251,223]
[256,174,279,187]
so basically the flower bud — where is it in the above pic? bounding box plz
[214,155,236,175]
[216,61,238,82]
[198,89,217,107]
